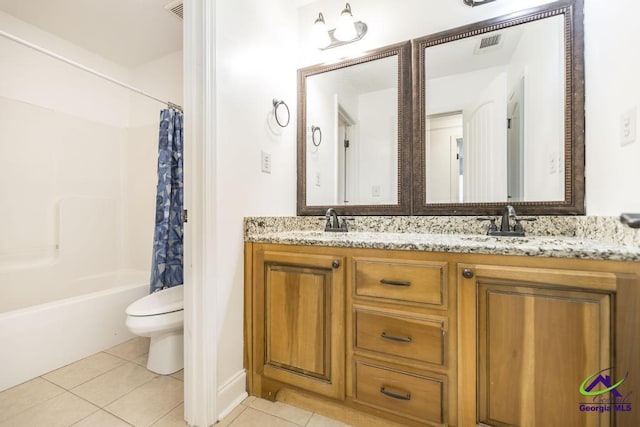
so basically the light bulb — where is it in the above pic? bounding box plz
[311,13,331,49]
[334,3,357,41]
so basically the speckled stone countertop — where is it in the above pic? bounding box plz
[244,216,640,262]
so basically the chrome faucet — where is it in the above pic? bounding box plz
[325,208,340,229]
[500,205,517,232]
[324,208,350,232]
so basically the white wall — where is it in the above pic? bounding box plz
[214,0,298,415]
[124,51,184,272]
[306,74,341,205]
[507,16,565,201]
[585,0,640,215]
[298,0,640,215]
[427,66,506,116]
[357,87,397,204]
[0,11,130,127]
[297,0,559,68]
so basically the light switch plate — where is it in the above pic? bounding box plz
[621,107,637,146]
[261,151,271,174]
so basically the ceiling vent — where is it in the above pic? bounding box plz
[164,0,183,20]
[474,33,502,54]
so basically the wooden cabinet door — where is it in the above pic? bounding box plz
[459,264,617,427]
[253,249,345,399]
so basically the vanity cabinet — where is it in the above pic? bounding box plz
[245,243,640,427]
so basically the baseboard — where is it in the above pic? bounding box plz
[216,369,248,422]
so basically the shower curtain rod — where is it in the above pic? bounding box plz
[0,29,183,112]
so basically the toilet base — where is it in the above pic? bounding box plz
[147,331,184,375]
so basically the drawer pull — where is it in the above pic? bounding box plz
[381,332,412,343]
[380,386,412,401]
[380,279,411,287]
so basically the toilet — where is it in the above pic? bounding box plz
[125,285,184,375]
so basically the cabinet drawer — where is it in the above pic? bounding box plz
[355,360,445,425]
[355,309,445,365]
[354,258,446,306]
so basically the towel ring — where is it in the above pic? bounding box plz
[272,99,290,128]
[311,125,322,147]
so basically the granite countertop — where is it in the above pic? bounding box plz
[245,230,640,262]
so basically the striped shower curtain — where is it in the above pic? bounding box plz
[150,108,184,293]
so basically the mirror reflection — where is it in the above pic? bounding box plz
[425,14,565,204]
[305,55,398,206]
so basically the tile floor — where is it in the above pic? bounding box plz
[0,337,351,427]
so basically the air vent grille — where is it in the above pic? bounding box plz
[164,0,183,20]
[479,34,501,49]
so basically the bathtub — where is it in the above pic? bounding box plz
[0,270,149,392]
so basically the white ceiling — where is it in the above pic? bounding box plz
[0,0,183,68]
[427,26,524,79]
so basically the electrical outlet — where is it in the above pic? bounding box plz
[372,185,381,197]
[621,107,637,146]
[261,151,271,174]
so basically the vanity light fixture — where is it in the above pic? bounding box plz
[463,0,496,6]
[311,13,332,49]
[334,3,358,41]
[312,3,368,50]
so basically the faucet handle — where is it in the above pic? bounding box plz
[477,216,498,232]
[513,217,536,233]
[340,217,355,231]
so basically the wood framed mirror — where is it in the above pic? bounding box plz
[413,0,584,215]
[297,41,412,215]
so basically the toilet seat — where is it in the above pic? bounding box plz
[126,285,184,316]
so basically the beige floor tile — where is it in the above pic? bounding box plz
[0,377,65,422]
[132,352,149,367]
[72,362,157,407]
[247,398,312,425]
[0,392,98,427]
[170,369,184,381]
[217,403,247,426]
[241,395,256,406]
[306,413,352,427]
[228,407,298,427]
[151,403,187,426]
[71,409,132,426]
[105,376,184,426]
[105,337,150,361]
[42,352,126,389]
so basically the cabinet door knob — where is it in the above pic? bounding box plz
[462,268,474,279]
[332,260,340,269]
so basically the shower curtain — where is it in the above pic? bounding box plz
[150,108,184,293]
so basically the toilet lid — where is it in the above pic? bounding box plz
[126,285,184,316]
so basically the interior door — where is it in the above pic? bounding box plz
[462,72,508,203]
